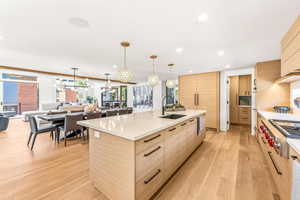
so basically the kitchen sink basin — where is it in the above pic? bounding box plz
[160,114,186,119]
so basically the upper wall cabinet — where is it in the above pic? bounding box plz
[281,15,300,77]
[239,75,251,96]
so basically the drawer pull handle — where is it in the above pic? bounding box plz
[181,123,187,126]
[291,155,298,160]
[268,151,282,175]
[169,127,176,132]
[144,134,161,143]
[144,146,161,157]
[144,169,161,184]
[189,119,194,122]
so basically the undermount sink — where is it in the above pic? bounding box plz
[160,114,186,119]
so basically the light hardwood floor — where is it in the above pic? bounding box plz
[0,119,279,200]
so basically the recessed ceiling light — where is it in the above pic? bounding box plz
[113,64,118,69]
[217,50,225,56]
[176,48,183,53]
[198,13,208,23]
[69,17,90,28]
[188,70,193,73]
[225,64,231,68]
[0,35,3,40]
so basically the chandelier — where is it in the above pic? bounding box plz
[118,41,133,82]
[147,55,160,87]
[166,64,176,88]
[102,73,112,91]
[55,67,90,90]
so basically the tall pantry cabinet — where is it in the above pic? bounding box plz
[179,72,220,130]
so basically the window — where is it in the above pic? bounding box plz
[1,73,38,114]
[101,88,119,107]
[166,87,178,105]
[133,85,153,108]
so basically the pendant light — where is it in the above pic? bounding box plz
[118,41,133,82]
[104,73,112,91]
[148,55,160,87]
[166,64,176,88]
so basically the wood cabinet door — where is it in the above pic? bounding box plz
[229,76,239,124]
[194,72,220,130]
[179,75,197,109]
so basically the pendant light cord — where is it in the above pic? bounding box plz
[152,58,155,74]
[124,47,127,68]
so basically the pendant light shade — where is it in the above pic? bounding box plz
[118,41,133,82]
[166,63,176,88]
[166,80,176,88]
[147,55,160,87]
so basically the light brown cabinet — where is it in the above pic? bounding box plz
[239,107,251,125]
[179,72,220,130]
[255,60,290,111]
[281,15,300,76]
[239,75,251,96]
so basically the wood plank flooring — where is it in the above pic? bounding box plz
[0,119,279,200]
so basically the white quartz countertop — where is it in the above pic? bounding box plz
[258,110,300,121]
[287,139,300,155]
[78,109,206,141]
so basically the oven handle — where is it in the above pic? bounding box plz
[261,137,267,144]
[268,151,282,175]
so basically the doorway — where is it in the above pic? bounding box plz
[228,75,252,129]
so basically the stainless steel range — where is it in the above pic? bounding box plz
[270,119,300,139]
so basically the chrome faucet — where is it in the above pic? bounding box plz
[162,96,167,115]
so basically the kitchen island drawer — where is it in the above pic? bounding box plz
[136,164,164,200]
[136,131,164,154]
[136,142,164,182]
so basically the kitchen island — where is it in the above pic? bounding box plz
[78,109,206,200]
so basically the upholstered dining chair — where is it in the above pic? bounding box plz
[118,109,128,115]
[27,116,57,151]
[106,110,118,117]
[58,113,83,146]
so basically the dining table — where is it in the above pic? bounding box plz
[37,112,99,140]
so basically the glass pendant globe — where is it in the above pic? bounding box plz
[148,74,160,87]
[118,68,133,82]
[166,80,176,88]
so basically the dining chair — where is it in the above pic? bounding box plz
[58,113,83,146]
[86,112,101,120]
[27,116,57,151]
[127,107,133,114]
[106,110,118,117]
[118,109,128,115]
[84,112,101,139]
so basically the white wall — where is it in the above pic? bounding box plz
[290,80,300,114]
[220,67,256,135]
[153,81,163,111]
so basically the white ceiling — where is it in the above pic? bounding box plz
[0,0,299,82]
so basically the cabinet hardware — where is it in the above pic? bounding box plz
[189,119,194,122]
[268,151,282,175]
[144,169,161,184]
[194,94,196,106]
[168,127,176,132]
[291,155,298,160]
[181,123,187,126]
[197,94,200,105]
[144,134,161,143]
[144,146,161,157]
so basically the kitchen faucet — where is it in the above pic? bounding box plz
[162,96,167,115]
